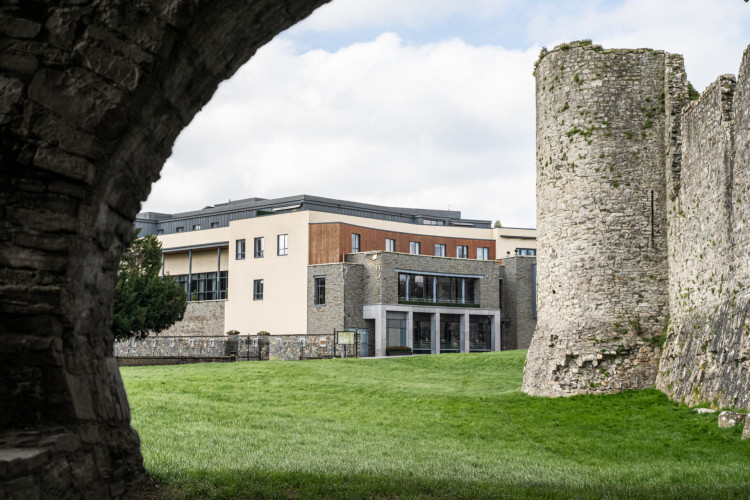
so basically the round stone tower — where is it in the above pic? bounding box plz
[522,42,673,396]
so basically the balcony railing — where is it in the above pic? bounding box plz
[398,296,480,308]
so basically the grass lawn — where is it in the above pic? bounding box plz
[122,351,750,499]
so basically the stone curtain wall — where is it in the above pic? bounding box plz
[158,300,226,336]
[500,256,537,350]
[656,48,750,409]
[523,42,671,396]
[0,1,329,497]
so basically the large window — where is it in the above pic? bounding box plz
[253,279,264,300]
[385,238,396,252]
[351,233,361,253]
[456,245,468,259]
[410,241,421,255]
[314,277,326,305]
[192,224,201,230]
[440,314,461,352]
[413,313,432,354]
[477,247,489,260]
[254,237,264,258]
[277,234,288,256]
[174,271,228,301]
[470,316,492,351]
[236,239,245,260]
[516,248,536,256]
[434,244,446,257]
[386,316,407,347]
[399,273,478,306]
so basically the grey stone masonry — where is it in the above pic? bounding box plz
[524,42,671,396]
[307,263,367,336]
[500,256,537,350]
[655,46,750,410]
[158,300,226,336]
[346,251,500,308]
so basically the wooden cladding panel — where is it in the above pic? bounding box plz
[309,222,495,264]
[309,223,341,265]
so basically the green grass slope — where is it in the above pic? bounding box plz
[122,351,749,499]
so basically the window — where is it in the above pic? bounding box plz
[277,234,288,256]
[236,239,245,260]
[351,233,361,253]
[157,229,164,235]
[192,224,201,230]
[254,237,264,258]
[457,245,468,258]
[477,247,489,260]
[517,248,537,256]
[314,277,326,305]
[210,221,219,228]
[410,241,421,255]
[253,279,264,300]
[174,271,228,301]
[385,238,396,252]
[176,226,184,233]
[434,244,446,257]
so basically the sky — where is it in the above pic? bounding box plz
[142,0,750,228]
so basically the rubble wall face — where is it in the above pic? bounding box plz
[523,43,671,396]
[656,50,750,408]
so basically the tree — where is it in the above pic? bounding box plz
[493,220,503,228]
[113,229,187,340]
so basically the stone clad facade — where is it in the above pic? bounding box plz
[525,41,750,410]
[499,256,537,350]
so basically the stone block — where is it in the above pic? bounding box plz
[743,414,750,440]
[718,411,746,428]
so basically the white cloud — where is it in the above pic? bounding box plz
[144,34,538,226]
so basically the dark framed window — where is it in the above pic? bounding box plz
[210,221,219,228]
[385,238,396,252]
[236,239,246,260]
[176,226,184,233]
[253,279,264,300]
[434,244,446,257]
[254,237,264,258]
[477,247,489,260]
[516,248,536,256]
[277,234,288,256]
[314,277,326,305]
[192,224,201,230]
[456,245,468,258]
[174,271,228,301]
[351,233,361,253]
[410,241,421,255]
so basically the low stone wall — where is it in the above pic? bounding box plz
[115,334,346,362]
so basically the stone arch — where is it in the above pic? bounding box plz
[0,1,329,496]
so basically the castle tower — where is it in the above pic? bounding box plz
[522,42,674,396]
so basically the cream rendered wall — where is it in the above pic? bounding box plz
[307,211,495,240]
[224,211,310,335]
[493,227,537,258]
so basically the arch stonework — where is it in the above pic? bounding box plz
[0,1,329,496]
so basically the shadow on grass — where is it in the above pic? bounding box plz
[149,468,749,500]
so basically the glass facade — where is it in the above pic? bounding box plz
[412,313,432,354]
[386,316,407,347]
[470,315,492,351]
[174,271,228,301]
[440,314,461,352]
[398,273,477,306]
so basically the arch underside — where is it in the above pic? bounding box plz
[0,1,329,496]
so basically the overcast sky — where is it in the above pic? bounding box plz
[141,0,750,228]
